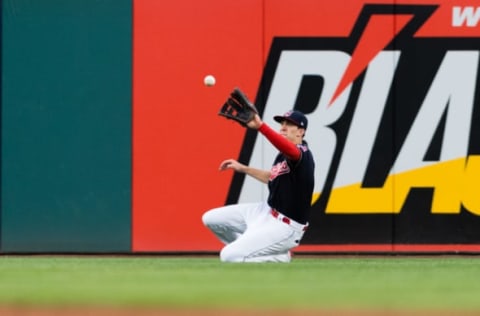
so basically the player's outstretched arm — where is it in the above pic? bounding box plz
[247,114,301,161]
[219,159,270,184]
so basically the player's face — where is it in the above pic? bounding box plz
[279,120,305,144]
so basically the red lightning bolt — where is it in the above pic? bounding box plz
[329,14,413,106]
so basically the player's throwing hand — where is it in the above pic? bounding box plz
[219,159,245,172]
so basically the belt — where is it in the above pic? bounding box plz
[270,209,308,231]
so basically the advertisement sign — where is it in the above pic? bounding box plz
[133,0,480,252]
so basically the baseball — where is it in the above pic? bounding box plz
[204,75,216,87]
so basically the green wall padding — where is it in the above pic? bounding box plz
[1,0,132,252]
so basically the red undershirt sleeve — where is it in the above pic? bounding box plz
[258,123,301,161]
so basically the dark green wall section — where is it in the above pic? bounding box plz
[1,0,132,252]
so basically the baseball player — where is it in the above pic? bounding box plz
[203,104,315,263]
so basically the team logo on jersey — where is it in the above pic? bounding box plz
[269,161,290,181]
[229,3,480,245]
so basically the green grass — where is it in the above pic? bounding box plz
[0,256,479,311]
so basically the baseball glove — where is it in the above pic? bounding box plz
[218,88,259,127]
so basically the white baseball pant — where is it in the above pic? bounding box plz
[202,201,307,263]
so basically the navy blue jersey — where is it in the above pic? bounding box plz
[267,141,315,224]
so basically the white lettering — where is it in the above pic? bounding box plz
[327,51,479,214]
[239,51,351,202]
[333,51,400,188]
[452,6,480,27]
[393,51,478,173]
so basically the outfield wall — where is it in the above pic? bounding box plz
[1,0,132,252]
[1,0,479,253]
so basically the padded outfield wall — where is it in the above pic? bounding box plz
[1,0,132,252]
[1,0,479,253]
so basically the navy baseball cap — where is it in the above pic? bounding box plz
[274,110,308,129]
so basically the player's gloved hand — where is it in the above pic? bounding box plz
[246,114,263,130]
[218,88,259,127]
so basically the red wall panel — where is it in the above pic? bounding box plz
[132,0,264,251]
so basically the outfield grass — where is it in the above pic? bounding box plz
[0,256,479,311]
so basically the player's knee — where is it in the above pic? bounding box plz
[220,246,244,263]
[201,211,214,228]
